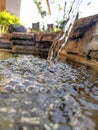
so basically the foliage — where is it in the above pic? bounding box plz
[0,10,22,33]
[0,25,8,33]
[54,19,63,29]
[53,26,61,32]
[33,0,44,18]
[50,0,56,3]
[87,2,91,5]
[0,10,22,25]
[33,0,42,11]
[57,4,63,12]
[34,0,48,18]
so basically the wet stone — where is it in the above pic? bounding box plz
[48,108,66,124]
[15,84,26,93]
[8,80,19,86]
[93,81,98,86]
[0,54,97,130]
[58,125,71,130]
[5,85,15,93]
[22,80,34,86]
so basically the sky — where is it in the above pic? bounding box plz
[48,0,98,20]
[42,0,98,27]
[20,0,98,28]
[79,0,98,18]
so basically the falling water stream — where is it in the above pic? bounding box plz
[48,0,83,64]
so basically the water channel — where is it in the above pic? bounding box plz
[0,52,98,130]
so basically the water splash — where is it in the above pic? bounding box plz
[47,0,83,65]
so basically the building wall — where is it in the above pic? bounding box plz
[6,0,21,17]
[5,0,39,28]
[5,0,41,28]
[0,0,6,11]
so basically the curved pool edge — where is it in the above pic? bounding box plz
[58,52,98,71]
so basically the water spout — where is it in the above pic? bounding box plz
[47,0,83,65]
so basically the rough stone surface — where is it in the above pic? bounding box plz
[0,54,97,130]
[12,40,35,46]
[60,14,98,62]
[8,24,27,33]
[69,14,98,40]
[0,32,56,58]
[33,32,58,42]
[0,39,11,49]
[89,50,98,60]
[10,32,54,58]
[11,32,36,40]
[0,34,12,49]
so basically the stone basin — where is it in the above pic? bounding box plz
[0,53,97,130]
[0,14,98,70]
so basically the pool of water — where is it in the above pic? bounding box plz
[0,53,98,130]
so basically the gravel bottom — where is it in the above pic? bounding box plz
[0,54,98,130]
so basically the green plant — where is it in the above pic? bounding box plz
[0,10,22,33]
[0,25,8,33]
[33,0,43,17]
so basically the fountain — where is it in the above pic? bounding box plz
[48,0,83,64]
[0,1,98,130]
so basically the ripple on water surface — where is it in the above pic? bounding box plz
[0,54,98,130]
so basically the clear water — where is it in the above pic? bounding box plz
[0,54,98,130]
[48,0,83,64]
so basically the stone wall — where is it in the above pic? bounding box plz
[59,14,98,69]
[0,32,57,58]
[0,14,98,69]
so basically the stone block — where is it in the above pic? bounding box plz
[11,32,36,40]
[0,38,11,49]
[12,40,35,46]
[9,24,26,33]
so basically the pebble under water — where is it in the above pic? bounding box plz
[0,54,98,130]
